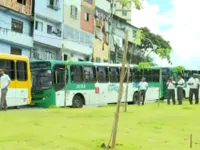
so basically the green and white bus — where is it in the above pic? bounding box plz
[30,60,199,108]
[30,60,162,108]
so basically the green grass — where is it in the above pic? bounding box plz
[1,101,200,150]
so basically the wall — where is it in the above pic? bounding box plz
[34,16,62,48]
[0,0,32,15]
[0,41,30,56]
[34,0,63,23]
[0,8,33,48]
[93,39,108,62]
[80,0,95,33]
[64,0,81,28]
[115,0,131,22]
[95,0,110,13]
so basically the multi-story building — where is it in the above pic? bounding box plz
[93,0,110,62]
[0,1,33,56]
[62,0,93,61]
[0,0,32,15]
[80,0,95,34]
[31,0,63,60]
[114,0,132,23]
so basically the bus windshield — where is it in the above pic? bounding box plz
[31,70,52,90]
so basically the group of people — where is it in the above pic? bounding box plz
[167,73,199,105]
[137,73,200,105]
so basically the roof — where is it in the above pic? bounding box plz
[0,53,29,61]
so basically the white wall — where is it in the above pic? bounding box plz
[34,17,62,48]
[64,0,81,10]
[95,0,110,13]
[0,8,33,48]
[35,0,63,23]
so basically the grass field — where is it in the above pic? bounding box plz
[0,101,200,150]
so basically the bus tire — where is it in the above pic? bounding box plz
[183,90,186,98]
[72,95,84,108]
[132,92,139,105]
[15,106,21,109]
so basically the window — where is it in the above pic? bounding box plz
[53,64,66,92]
[109,67,119,83]
[64,54,68,61]
[0,60,15,80]
[35,21,43,31]
[48,0,60,10]
[84,12,89,21]
[84,0,93,4]
[122,10,127,16]
[17,61,27,81]
[71,5,77,18]
[152,70,159,82]
[17,0,26,5]
[97,67,108,83]
[70,66,83,83]
[96,57,101,62]
[12,19,23,33]
[143,69,152,82]
[83,66,96,82]
[123,68,132,83]
[134,69,142,82]
[47,25,52,34]
[11,47,22,55]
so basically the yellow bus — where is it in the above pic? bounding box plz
[0,54,31,108]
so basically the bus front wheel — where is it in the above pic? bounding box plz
[72,95,84,108]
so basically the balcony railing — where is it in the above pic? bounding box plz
[63,24,93,47]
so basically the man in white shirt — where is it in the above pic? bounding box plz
[194,73,200,103]
[177,74,185,105]
[0,69,11,111]
[188,73,199,104]
[166,77,176,105]
[138,77,148,105]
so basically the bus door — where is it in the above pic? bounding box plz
[53,64,66,106]
[161,68,170,99]
[15,61,29,106]
[0,59,16,107]
[96,66,108,104]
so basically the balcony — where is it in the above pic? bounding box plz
[0,27,33,47]
[47,4,60,11]
[34,30,62,48]
[63,24,93,55]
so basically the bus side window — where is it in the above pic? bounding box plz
[144,69,152,82]
[134,69,141,82]
[70,65,83,83]
[152,69,159,82]
[97,67,108,83]
[122,67,132,83]
[109,67,119,83]
[0,60,15,80]
[17,61,27,81]
[83,66,96,83]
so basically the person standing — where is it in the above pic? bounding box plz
[0,69,11,111]
[138,77,148,105]
[177,74,185,105]
[194,73,200,102]
[166,77,176,105]
[188,74,199,104]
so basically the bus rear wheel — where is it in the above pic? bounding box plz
[72,95,84,108]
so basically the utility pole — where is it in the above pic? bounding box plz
[110,30,129,148]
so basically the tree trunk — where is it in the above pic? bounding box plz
[124,63,130,112]
[110,30,129,148]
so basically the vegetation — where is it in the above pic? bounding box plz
[1,102,200,150]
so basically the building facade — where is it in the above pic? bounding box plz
[0,5,33,57]
[93,0,110,62]
[0,0,32,15]
[62,0,93,61]
[31,0,63,60]
[80,0,95,34]
[115,0,132,23]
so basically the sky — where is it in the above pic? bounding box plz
[131,0,200,70]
